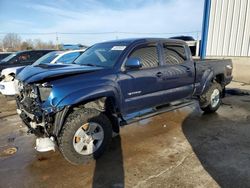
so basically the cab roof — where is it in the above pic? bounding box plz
[98,38,187,46]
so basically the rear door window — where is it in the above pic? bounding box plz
[163,44,187,65]
[129,46,159,68]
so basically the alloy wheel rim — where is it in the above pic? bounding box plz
[210,89,220,108]
[73,122,104,155]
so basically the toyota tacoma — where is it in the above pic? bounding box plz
[15,38,233,164]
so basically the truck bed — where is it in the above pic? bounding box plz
[193,58,233,95]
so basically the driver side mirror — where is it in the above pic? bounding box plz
[125,58,142,69]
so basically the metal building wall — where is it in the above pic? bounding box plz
[206,0,250,57]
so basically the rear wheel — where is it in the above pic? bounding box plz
[199,82,222,113]
[58,108,112,165]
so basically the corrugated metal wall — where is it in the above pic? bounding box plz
[206,0,250,56]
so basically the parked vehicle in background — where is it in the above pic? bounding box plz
[15,38,233,165]
[62,44,88,50]
[0,67,22,95]
[169,35,195,41]
[169,36,197,56]
[0,49,85,96]
[0,52,13,61]
[0,50,55,73]
[32,49,86,66]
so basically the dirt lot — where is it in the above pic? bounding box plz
[0,82,250,188]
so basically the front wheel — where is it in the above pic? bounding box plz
[58,108,112,165]
[199,82,222,113]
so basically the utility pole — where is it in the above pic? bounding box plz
[115,31,118,40]
[56,32,59,50]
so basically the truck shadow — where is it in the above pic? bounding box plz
[182,100,250,187]
[92,135,124,188]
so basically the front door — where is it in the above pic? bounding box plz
[118,43,165,114]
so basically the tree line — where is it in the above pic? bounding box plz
[0,33,58,52]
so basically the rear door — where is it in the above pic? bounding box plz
[118,43,165,114]
[160,42,195,102]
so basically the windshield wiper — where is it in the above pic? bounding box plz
[81,63,102,67]
[33,64,49,67]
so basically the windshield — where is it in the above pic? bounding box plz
[74,43,127,67]
[0,53,17,63]
[33,51,60,65]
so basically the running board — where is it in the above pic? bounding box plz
[121,100,196,125]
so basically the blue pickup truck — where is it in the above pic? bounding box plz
[15,38,233,164]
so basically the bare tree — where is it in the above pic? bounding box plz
[1,33,57,51]
[2,33,22,51]
[47,40,56,49]
[32,39,56,49]
[20,41,33,50]
[33,39,43,49]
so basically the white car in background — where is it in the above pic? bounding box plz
[0,49,86,96]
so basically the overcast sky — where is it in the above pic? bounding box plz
[0,0,204,45]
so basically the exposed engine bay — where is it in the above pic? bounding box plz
[16,81,56,152]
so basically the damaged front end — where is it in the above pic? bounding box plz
[16,81,58,152]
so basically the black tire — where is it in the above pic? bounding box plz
[58,108,112,165]
[199,82,222,113]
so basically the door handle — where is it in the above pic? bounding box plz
[186,68,191,72]
[156,72,163,77]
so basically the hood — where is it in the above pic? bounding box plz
[16,64,103,83]
[1,66,25,76]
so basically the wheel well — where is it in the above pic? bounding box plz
[214,74,225,85]
[213,74,226,97]
[71,97,120,133]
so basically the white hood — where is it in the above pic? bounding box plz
[1,66,25,76]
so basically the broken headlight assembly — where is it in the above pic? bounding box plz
[38,83,52,102]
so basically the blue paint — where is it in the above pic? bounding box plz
[17,38,197,116]
[16,38,233,119]
[200,0,212,59]
[16,38,233,140]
